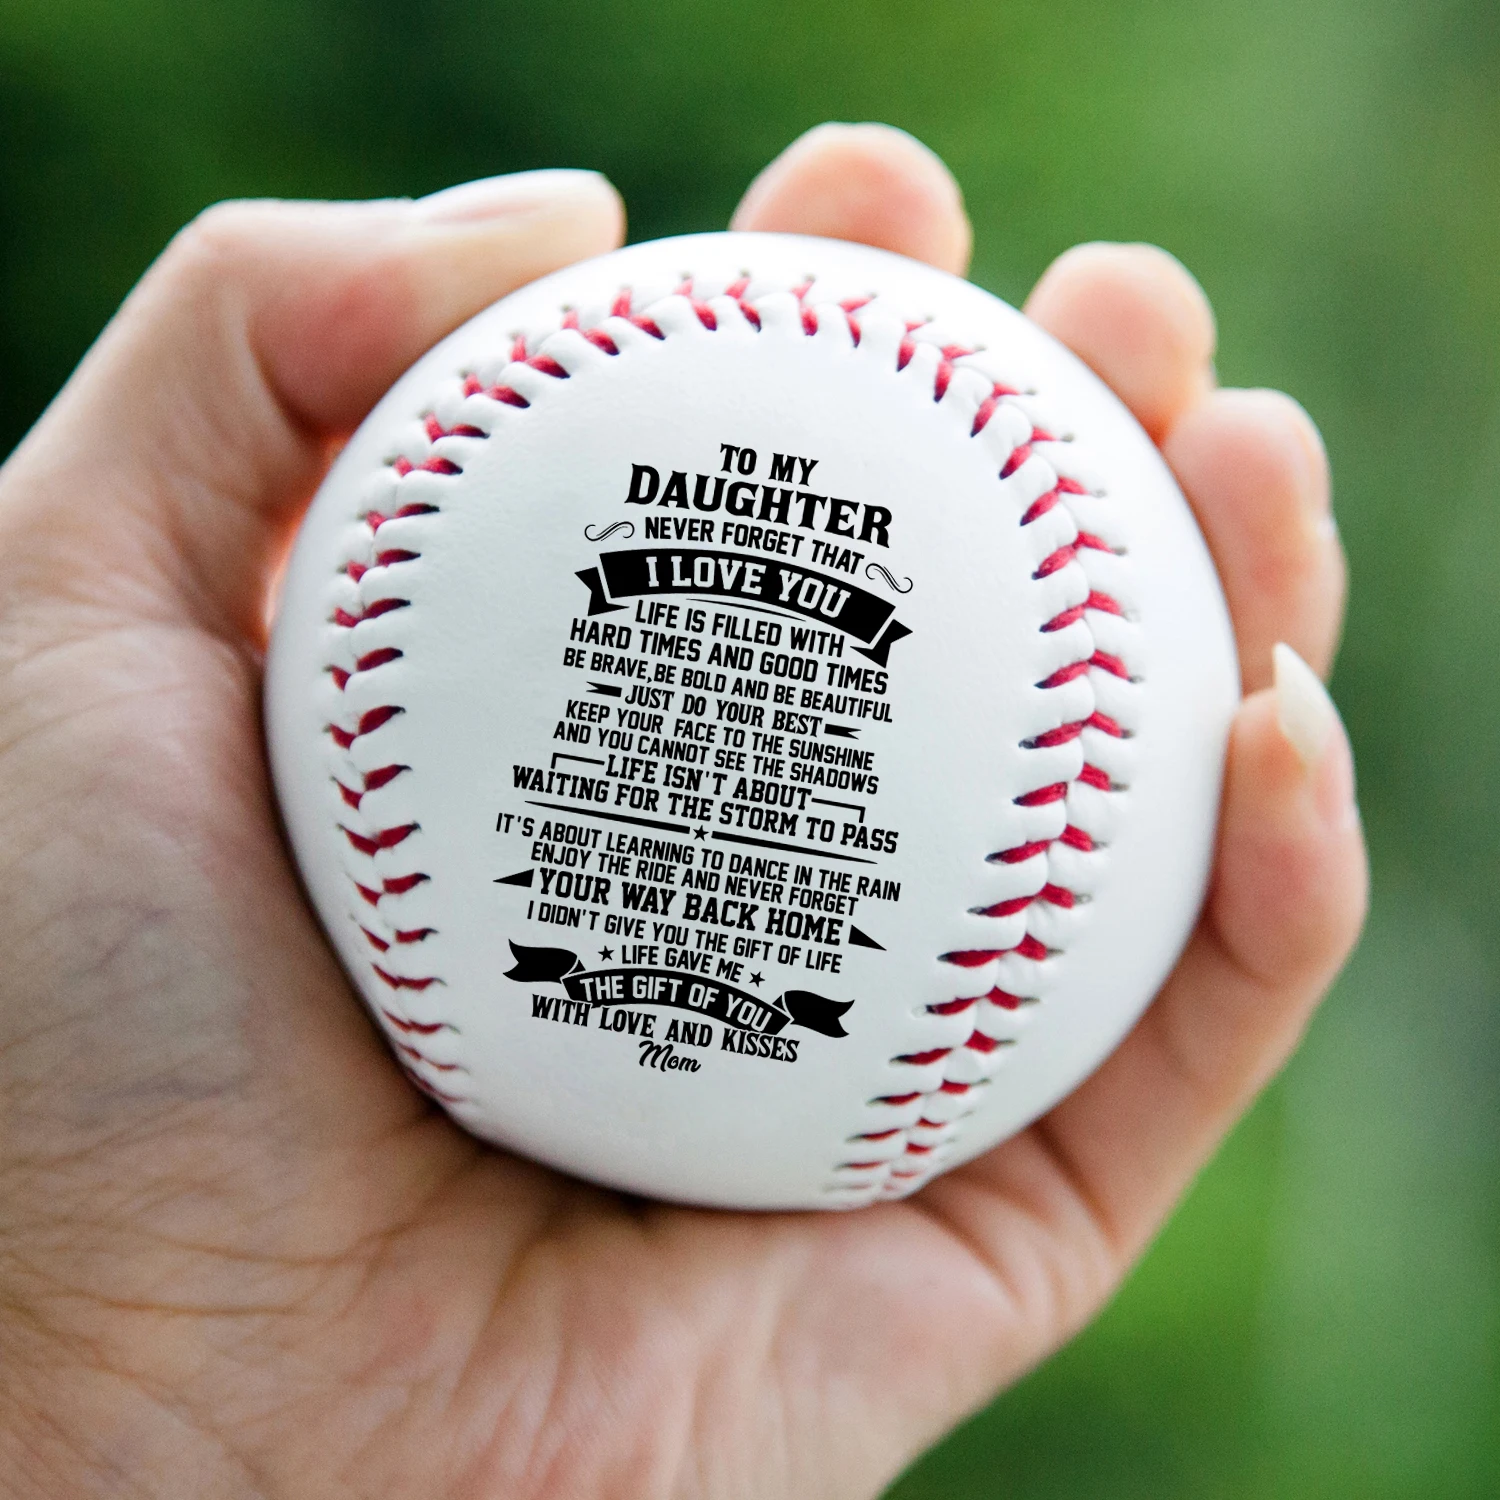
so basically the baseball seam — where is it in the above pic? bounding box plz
[321,274,1139,1198]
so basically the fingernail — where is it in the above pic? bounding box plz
[1272,642,1337,768]
[412,169,615,224]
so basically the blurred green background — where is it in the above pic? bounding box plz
[3,0,1497,1493]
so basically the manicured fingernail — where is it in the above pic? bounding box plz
[413,169,615,224]
[1272,642,1337,768]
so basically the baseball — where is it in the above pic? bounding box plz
[266,231,1238,1210]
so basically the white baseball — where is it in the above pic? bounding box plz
[266,232,1238,1210]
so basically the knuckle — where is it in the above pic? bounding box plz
[1252,517,1340,599]
[1252,511,1347,632]
[153,199,289,296]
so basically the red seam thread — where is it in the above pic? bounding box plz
[834,380,1133,1192]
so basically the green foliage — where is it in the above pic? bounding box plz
[3,0,1498,1491]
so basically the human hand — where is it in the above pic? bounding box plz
[0,124,1365,1497]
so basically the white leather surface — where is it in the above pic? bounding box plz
[265,233,1239,1209]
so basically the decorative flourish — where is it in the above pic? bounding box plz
[584,519,635,543]
[865,562,914,595]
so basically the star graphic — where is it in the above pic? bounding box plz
[749,971,765,986]
[694,825,708,840]
[598,947,614,961]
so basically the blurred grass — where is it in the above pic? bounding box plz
[3,0,1498,1492]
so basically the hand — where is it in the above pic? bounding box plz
[0,125,1366,1498]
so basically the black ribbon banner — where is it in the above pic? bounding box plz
[576,548,911,666]
[505,941,853,1038]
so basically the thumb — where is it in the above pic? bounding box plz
[0,171,624,644]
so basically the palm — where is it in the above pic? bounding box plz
[4,623,1059,1486]
[0,129,1363,1499]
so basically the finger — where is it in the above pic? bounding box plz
[941,643,1367,1271]
[731,122,972,275]
[1163,388,1342,690]
[1024,242,1216,441]
[0,171,624,644]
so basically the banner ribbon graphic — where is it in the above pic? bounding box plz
[576,548,911,666]
[505,941,853,1038]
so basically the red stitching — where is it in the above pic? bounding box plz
[425,415,486,441]
[322,276,1136,1161]
[1015,781,1069,805]
[991,839,1051,865]
[403,1067,465,1105]
[332,597,409,629]
[373,964,439,991]
[973,895,1031,917]
[832,373,1134,1194]
[1033,544,1077,578]
[339,822,418,855]
[382,1010,454,1036]
[971,382,1022,435]
[332,471,454,1094]
[928,996,978,1016]
[895,1047,953,1067]
[396,1042,462,1072]
[365,929,432,952]
[840,296,869,345]
[1021,476,1088,524]
[393,456,462,477]
[1026,720,1088,749]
